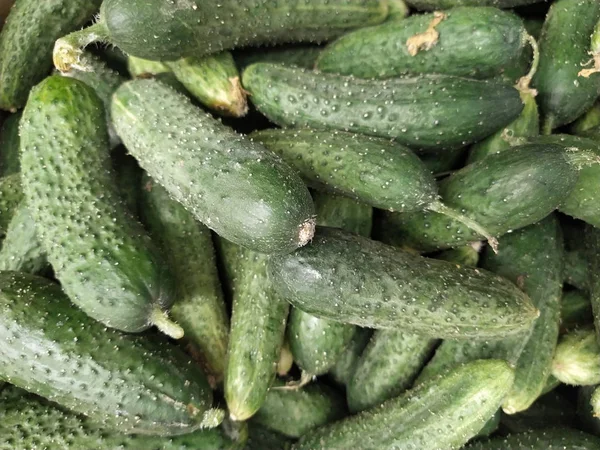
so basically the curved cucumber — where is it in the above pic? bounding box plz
[561,290,592,332]
[0,271,215,435]
[330,328,374,386]
[140,176,230,385]
[53,0,387,69]
[0,111,21,176]
[405,0,543,9]
[293,360,514,450]
[552,327,600,386]
[0,0,101,111]
[269,227,538,339]
[243,63,523,152]
[317,7,527,80]
[20,75,178,336]
[0,173,22,236]
[532,0,600,131]
[466,428,600,449]
[111,79,315,255]
[0,202,46,274]
[234,45,323,71]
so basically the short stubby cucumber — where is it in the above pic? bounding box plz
[234,45,323,71]
[0,173,22,235]
[53,0,388,69]
[269,228,538,339]
[466,428,600,449]
[140,176,230,385]
[111,79,315,255]
[552,327,600,386]
[405,0,544,9]
[0,271,216,436]
[242,63,524,152]
[0,111,21,176]
[293,360,514,450]
[317,7,527,80]
[20,76,179,336]
[0,0,101,110]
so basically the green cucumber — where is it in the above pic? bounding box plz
[420,147,466,174]
[0,202,46,274]
[220,239,289,421]
[317,7,527,80]
[293,359,514,450]
[140,175,230,386]
[436,243,481,267]
[466,428,600,449]
[524,18,544,41]
[0,0,101,111]
[564,250,589,290]
[0,173,22,236]
[561,290,593,332]
[0,111,20,176]
[387,0,409,20]
[0,271,217,435]
[552,327,600,386]
[532,0,600,132]
[235,45,323,71]
[112,149,142,217]
[246,424,293,450]
[577,385,600,437]
[592,386,600,419]
[242,63,523,152]
[330,328,374,386]
[0,386,245,449]
[251,380,347,438]
[20,75,179,336]
[111,79,315,255]
[127,55,188,95]
[405,0,544,9]
[53,0,388,70]
[269,227,538,338]
[391,143,588,252]
[572,102,600,139]
[347,330,437,412]
[587,224,600,343]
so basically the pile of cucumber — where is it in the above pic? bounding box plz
[2,0,600,448]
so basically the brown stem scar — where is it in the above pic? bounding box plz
[406,11,447,56]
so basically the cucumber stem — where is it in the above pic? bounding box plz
[272,371,313,391]
[515,33,539,96]
[53,21,109,73]
[428,201,499,253]
[151,308,184,339]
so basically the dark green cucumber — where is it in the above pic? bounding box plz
[561,290,593,332]
[269,227,538,338]
[20,75,178,336]
[220,239,289,421]
[466,428,600,449]
[0,0,101,111]
[53,0,387,70]
[0,111,20,176]
[330,328,374,386]
[552,327,600,386]
[293,359,514,450]
[251,380,346,438]
[243,63,523,152]
[524,18,544,41]
[586,224,600,344]
[0,271,217,435]
[420,146,467,174]
[564,250,589,290]
[0,202,46,274]
[577,385,600,437]
[112,149,143,217]
[234,45,323,71]
[405,0,544,9]
[140,176,230,385]
[347,330,437,412]
[0,386,244,449]
[111,79,315,255]
[317,7,527,80]
[392,143,587,252]
[532,0,600,132]
[0,173,22,236]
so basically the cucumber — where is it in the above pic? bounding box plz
[53,0,388,70]
[532,0,600,132]
[387,0,410,20]
[251,380,346,438]
[111,79,315,255]
[140,175,230,385]
[592,386,600,419]
[405,0,544,9]
[330,328,374,386]
[0,0,101,111]
[587,224,600,343]
[391,143,587,252]
[577,385,600,437]
[524,18,544,41]
[347,330,437,412]
[466,428,600,449]
[436,243,481,267]
[552,327,600,386]
[477,410,501,438]
[0,111,20,176]
[293,359,514,450]
[564,250,589,290]
[220,239,289,421]
[246,424,293,450]
[235,45,323,71]
[0,271,217,435]
[0,202,46,274]
[572,102,600,139]
[20,75,179,336]
[127,55,189,95]
[316,7,527,80]
[242,63,524,152]
[0,386,244,450]
[112,149,143,217]
[561,290,593,332]
[0,173,22,236]
[277,339,294,377]
[420,147,466,174]
[269,227,538,338]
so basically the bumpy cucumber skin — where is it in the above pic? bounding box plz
[141,176,230,385]
[466,428,600,450]
[0,271,213,435]
[112,149,143,217]
[293,360,514,450]
[406,0,543,9]
[0,173,22,235]
[234,45,323,71]
[20,76,175,333]
[330,328,374,386]
[395,144,580,251]
[0,0,101,111]
[0,111,21,176]
[317,7,526,80]
[347,330,437,412]
[0,387,244,450]
[252,380,346,438]
[221,240,289,422]
[0,202,46,273]
[532,0,600,131]
[99,0,387,61]
[586,224,600,344]
[552,327,600,386]
[252,128,438,213]
[242,63,523,152]
[561,290,592,332]
[269,228,537,339]
[112,79,314,255]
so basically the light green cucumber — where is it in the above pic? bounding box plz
[127,55,188,95]
[111,79,315,255]
[140,175,230,385]
[234,45,323,71]
[0,173,21,236]
[562,290,593,332]
[293,360,514,450]
[330,328,374,386]
[466,428,600,449]
[387,0,409,19]
[552,327,600,386]
[0,111,21,176]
